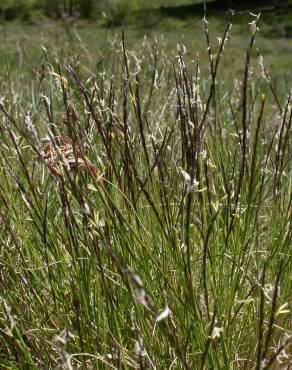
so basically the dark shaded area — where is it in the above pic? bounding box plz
[160,0,291,19]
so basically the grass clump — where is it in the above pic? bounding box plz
[0,12,291,369]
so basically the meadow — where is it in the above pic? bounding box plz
[0,7,291,370]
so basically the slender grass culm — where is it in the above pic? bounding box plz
[0,10,291,370]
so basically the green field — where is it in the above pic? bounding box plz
[0,8,291,369]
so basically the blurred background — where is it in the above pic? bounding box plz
[0,0,291,27]
[0,0,291,87]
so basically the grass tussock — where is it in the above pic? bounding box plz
[0,12,291,369]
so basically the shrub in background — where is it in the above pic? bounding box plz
[100,0,137,27]
[0,0,38,20]
[0,0,98,20]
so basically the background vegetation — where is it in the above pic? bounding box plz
[0,0,291,22]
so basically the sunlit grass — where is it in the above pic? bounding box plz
[0,12,291,369]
